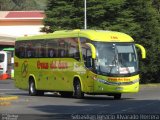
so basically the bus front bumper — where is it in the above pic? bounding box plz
[93,80,139,93]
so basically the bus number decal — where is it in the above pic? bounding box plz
[111,36,118,39]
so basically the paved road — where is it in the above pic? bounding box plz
[0,79,160,120]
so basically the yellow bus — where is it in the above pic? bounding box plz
[14,29,146,99]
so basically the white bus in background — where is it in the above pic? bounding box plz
[0,48,14,80]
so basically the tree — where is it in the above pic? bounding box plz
[43,0,160,83]
[0,0,15,10]
[0,0,47,11]
[42,0,84,32]
[152,0,160,13]
[121,0,160,83]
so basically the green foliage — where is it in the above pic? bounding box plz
[43,0,84,32]
[0,0,15,10]
[152,0,160,13]
[0,0,47,10]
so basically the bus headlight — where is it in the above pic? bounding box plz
[97,78,107,84]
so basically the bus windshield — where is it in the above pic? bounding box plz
[94,42,138,76]
[0,54,4,63]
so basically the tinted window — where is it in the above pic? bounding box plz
[15,41,26,58]
[58,39,68,57]
[35,42,45,58]
[26,42,34,58]
[0,54,4,62]
[47,40,58,58]
[68,38,80,60]
[15,38,80,60]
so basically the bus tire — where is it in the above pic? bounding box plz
[73,80,84,99]
[114,93,121,100]
[29,80,37,96]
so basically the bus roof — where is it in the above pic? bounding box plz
[16,29,134,42]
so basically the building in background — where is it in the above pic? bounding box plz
[0,11,45,50]
[0,11,45,79]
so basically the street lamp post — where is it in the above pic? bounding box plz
[84,0,87,29]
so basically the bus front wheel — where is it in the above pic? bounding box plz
[73,80,84,99]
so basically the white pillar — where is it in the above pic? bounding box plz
[84,0,87,29]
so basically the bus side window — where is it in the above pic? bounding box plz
[49,49,56,57]
[69,46,74,57]
[27,50,32,58]
[27,42,34,58]
[58,39,69,58]
[68,38,80,60]
[15,42,24,58]
[35,42,44,58]
[47,40,58,58]
[19,47,25,58]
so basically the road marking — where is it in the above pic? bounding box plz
[0,96,19,101]
[0,101,11,106]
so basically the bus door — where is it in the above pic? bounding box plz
[81,43,95,92]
